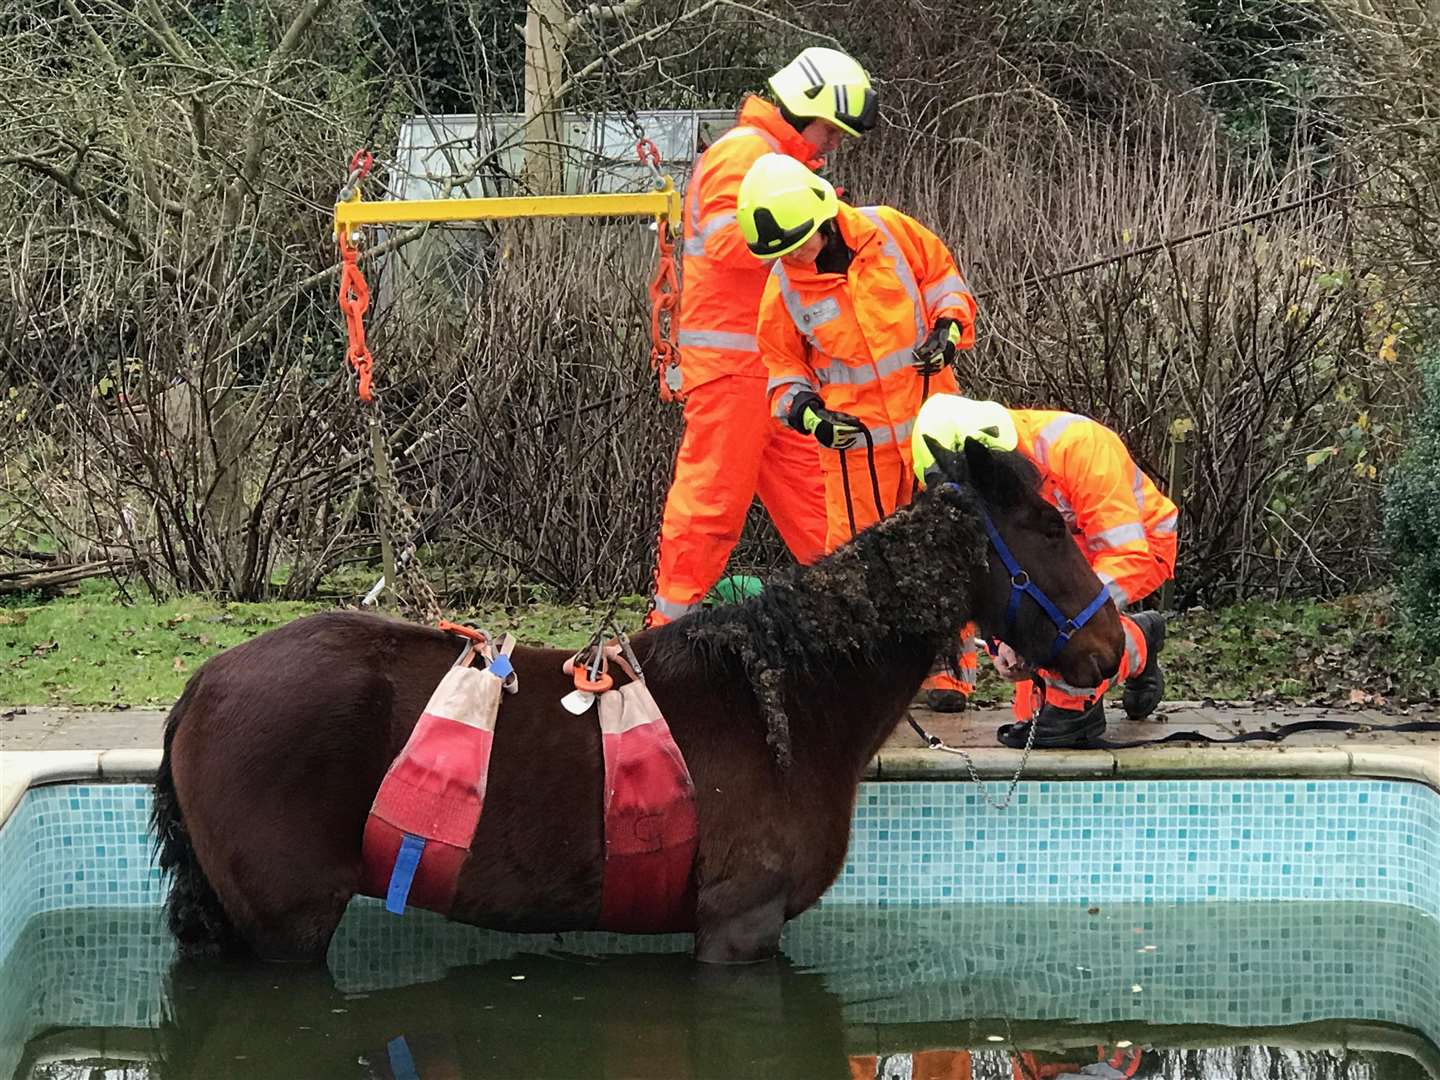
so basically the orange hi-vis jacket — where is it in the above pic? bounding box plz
[758,202,977,454]
[1012,409,1180,607]
[676,97,824,394]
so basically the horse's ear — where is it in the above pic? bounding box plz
[962,436,1008,505]
[922,434,967,486]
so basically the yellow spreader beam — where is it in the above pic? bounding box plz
[334,181,682,235]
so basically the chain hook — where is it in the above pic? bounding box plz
[635,137,664,187]
[338,148,374,206]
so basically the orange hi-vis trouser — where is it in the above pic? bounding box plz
[1006,611,1148,719]
[649,374,828,626]
[851,1050,973,1079]
[820,440,978,697]
[1004,536,1177,719]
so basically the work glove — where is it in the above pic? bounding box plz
[790,392,865,451]
[913,317,964,376]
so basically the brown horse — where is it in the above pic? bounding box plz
[151,437,1124,964]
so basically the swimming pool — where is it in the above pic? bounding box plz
[2,777,1437,1078]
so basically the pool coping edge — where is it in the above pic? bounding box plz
[3,744,1438,830]
[872,743,1440,790]
[1,749,164,826]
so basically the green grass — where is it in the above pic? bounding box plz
[2,582,1436,708]
[965,591,1440,707]
[0,580,649,707]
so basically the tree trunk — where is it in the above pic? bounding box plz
[523,0,571,193]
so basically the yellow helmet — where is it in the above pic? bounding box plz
[768,47,878,137]
[737,154,840,260]
[912,394,1019,486]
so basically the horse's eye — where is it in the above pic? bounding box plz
[1035,509,1067,539]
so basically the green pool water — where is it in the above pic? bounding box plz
[4,900,1436,1079]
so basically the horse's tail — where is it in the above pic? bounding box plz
[151,679,243,957]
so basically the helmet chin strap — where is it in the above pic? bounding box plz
[778,102,810,136]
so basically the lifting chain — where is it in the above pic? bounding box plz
[642,137,682,403]
[335,147,438,618]
[336,149,376,404]
[587,10,683,403]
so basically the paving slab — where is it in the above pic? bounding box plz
[4,700,1436,755]
[891,701,1440,752]
[0,706,169,751]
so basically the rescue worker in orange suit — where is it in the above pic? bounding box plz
[912,394,1177,748]
[740,153,981,710]
[647,47,878,628]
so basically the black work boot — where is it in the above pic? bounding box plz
[924,687,969,713]
[1121,610,1167,720]
[915,652,971,712]
[996,698,1106,749]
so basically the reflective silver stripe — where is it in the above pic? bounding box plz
[683,211,737,256]
[1047,674,1103,696]
[1096,571,1130,609]
[927,292,970,311]
[774,387,808,421]
[767,375,811,394]
[772,262,824,351]
[767,376,812,420]
[1122,617,1146,672]
[652,595,699,620]
[867,415,914,449]
[1031,413,1086,468]
[1132,466,1146,515]
[814,347,912,388]
[923,274,973,306]
[676,329,758,351]
[1053,489,1074,520]
[1086,521,1146,552]
[858,207,927,342]
[1154,511,1179,535]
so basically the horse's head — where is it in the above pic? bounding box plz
[921,434,1126,691]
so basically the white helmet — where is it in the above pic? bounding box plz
[768,47,878,137]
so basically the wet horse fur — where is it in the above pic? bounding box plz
[151,438,1124,965]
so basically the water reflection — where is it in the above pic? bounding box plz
[3,902,1437,1079]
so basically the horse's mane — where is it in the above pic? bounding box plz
[647,453,1042,765]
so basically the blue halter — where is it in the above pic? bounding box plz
[969,497,1112,665]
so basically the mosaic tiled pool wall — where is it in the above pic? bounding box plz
[1,779,1438,1078]
[832,779,1440,913]
[3,779,1438,963]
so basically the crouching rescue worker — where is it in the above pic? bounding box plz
[912,395,1178,748]
[738,153,981,710]
[648,47,879,628]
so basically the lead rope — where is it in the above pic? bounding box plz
[907,706,1038,810]
[839,424,888,542]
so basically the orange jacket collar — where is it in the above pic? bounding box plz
[778,203,881,286]
[736,96,825,170]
